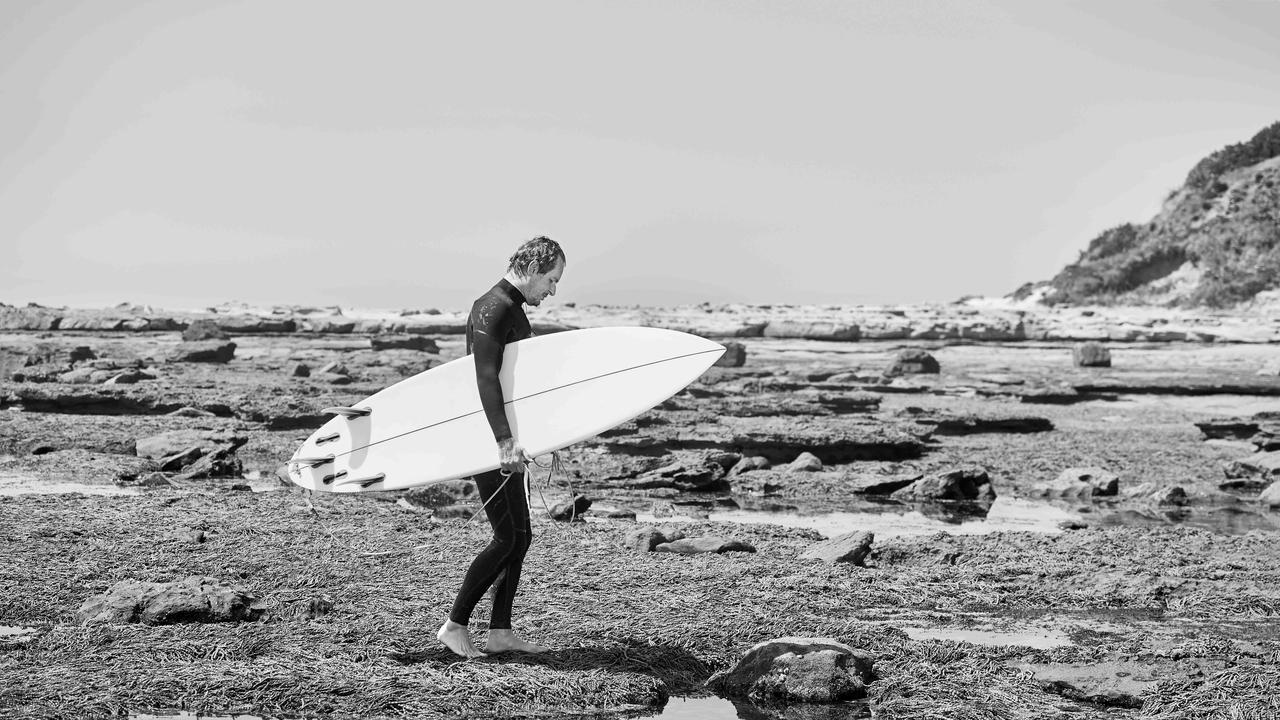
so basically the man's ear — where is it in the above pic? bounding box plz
[525,260,539,277]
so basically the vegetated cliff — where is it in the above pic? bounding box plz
[1014,121,1280,307]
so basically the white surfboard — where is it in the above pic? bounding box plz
[286,326,725,493]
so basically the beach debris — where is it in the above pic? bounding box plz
[885,348,940,375]
[654,536,755,554]
[1073,341,1111,367]
[711,636,876,703]
[167,340,236,363]
[78,576,264,625]
[787,452,823,473]
[800,530,873,566]
[890,467,995,502]
[713,341,747,367]
[1034,467,1119,499]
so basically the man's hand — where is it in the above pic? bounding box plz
[498,437,531,476]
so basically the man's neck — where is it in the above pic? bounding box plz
[501,273,529,304]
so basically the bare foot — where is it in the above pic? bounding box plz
[437,620,486,658]
[486,629,549,654]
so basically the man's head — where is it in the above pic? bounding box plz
[507,236,566,306]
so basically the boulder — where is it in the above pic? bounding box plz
[1073,342,1111,367]
[182,319,230,342]
[787,452,823,473]
[711,637,876,703]
[799,531,873,565]
[550,495,592,521]
[714,341,747,368]
[168,341,236,363]
[289,363,311,378]
[78,576,263,625]
[729,456,770,476]
[655,536,756,554]
[886,349,940,375]
[622,526,670,552]
[891,468,995,502]
[1035,467,1120,499]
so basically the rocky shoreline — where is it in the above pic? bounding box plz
[3,301,1280,718]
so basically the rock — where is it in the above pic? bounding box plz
[703,451,743,471]
[301,318,356,334]
[731,474,786,496]
[1073,341,1111,367]
[799,531,873,565]
[550,495,592,521]
[168,341,236,363]
[1195,418,1261,440]
[182,319,230,342]
[175,451,245,480]
[623,527,670,552]
[289,363,311,378]
[729,456,771,476]
[1260,481,1280,508]
[78,576,264,625]
[714,341,747,367]
[159,446,205,472]
[68,346,97,363]
[370,335,440,352]
[1224,451,1280,485]
[886,349,940,375]
[633,461,727,491]
[166,406,216,418]
[136,430,247,461]
[318,361,350,376]
[845,474,920,495]
[1119,482,1188,506]
[891,468,995,502]
[103,369,154,385]
[1035,467,1120,499]
[432,504,477,520]
[401,480,478,508]
[655,536,756,554]
[712,637,876,703]
[1012,660,1158,708]
[787,452,823,472]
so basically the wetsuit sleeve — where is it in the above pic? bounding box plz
[470,297,514,442]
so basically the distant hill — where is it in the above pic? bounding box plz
[1014,121,1280,307]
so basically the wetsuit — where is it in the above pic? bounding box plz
[448,278,533,630]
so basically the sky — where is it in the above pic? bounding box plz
[2,0,1278,311]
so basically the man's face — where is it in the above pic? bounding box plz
[524,258,565,306]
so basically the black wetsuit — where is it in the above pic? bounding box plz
[448,278,533,630]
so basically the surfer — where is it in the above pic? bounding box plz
[437,236,566,659]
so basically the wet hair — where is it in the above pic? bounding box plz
[507,236,566,277]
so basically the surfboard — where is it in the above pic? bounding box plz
[286,326,725,493]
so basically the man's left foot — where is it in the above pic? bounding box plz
[486,629,549,653]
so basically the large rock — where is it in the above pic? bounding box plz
[1035,467,1120,499]
[714,341,747,368]
[1073,342,1111,367]
[787,452,823,472]
[168,341,236,363]
[891,468,995,502]
[886,349,940,375]
[711,637,877,703]
[78,576,264,625]
[799,531,873,565]
[550,495,592,521]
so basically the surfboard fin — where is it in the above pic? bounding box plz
[333,472,386,489]
[315,432,341,445]
[288,455,334,468]
[322,406,372,418]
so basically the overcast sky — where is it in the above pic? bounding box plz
[2,1,1277,311]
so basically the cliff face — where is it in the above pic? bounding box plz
[1016,121,1280,307]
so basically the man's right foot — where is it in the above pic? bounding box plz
[437,620,487,658]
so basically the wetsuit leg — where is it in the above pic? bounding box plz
[448,469,532,628]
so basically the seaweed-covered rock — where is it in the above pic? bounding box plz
[78,576,264,625]
[711,637,876,703]
[800,531,873,565]
[891,467,995,502]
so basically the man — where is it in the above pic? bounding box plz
[437,236,565,658]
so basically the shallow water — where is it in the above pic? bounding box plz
[901,624,1072,649]
[636,496,1077,539]
[0,472,142,496]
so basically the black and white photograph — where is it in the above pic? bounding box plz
[2,2,1279,718]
